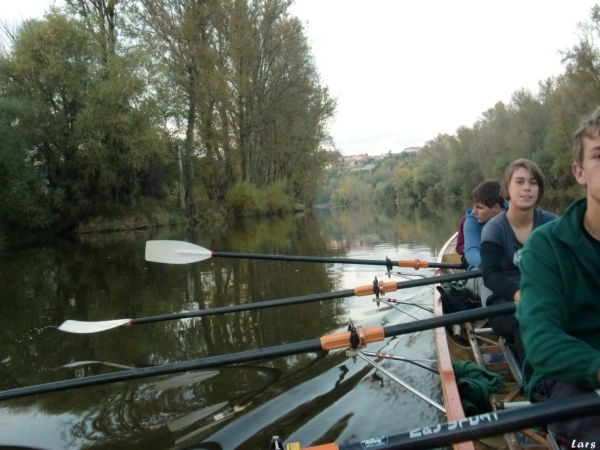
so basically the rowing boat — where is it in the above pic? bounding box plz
[433,233,560,450]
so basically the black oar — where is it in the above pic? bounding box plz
[145,240,463,270]
[1,302,514,401]
[292,390,600,450]
[58,270,482,334]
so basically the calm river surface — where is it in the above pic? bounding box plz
[0,204,463,450]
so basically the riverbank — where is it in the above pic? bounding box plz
[75,198,226,234]
[0,197,310,243]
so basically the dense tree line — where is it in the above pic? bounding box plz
[0,0,336,230]
[321,6,600,209]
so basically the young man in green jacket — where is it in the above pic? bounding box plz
[516,107,600,444]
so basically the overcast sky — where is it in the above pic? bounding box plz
[3,1,599,155]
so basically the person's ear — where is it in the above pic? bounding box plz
[572,162,586,186]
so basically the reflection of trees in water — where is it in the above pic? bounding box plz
[1,213,341,382]
[316,203,463,256]
[62,352,334,449]
[1,207,446,448]
[58,365,280,449]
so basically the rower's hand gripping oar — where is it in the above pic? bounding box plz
[57,270,482,334]
[144,240,464,270]
[1,301,514,401]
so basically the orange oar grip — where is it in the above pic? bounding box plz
[353,281,397,296]
[320,326,385,351]
[398,259,429,269]
[287,443,339,450]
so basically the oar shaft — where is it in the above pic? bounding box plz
[0,339,323,401]
[215,252,387,265]
[131,288,356,325]
[213,251,463,269]
[324,391,600,450]
[132,270,481,325]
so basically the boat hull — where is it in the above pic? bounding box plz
[433,233,476,450]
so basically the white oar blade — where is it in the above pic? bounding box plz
[145,240,212,265]
[58,319,132,334]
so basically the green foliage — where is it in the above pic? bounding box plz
[226,180,293,216]
[373,182,396,203]
[332,176,374,205]
[0,124,56,228]
[0,14,91,227]
[264,181,292,214]
[225,181,264,216]
[0,12,174,230]
[123,0,336,208]
[393,165,417,202]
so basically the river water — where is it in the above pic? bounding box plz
[0,204,463,450]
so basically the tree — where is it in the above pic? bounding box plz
[4,15,96,227]
[123,0,210,211]
[64,0,119,63]
[0,12,171,229]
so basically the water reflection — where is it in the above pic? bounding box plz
[0,204,461,449]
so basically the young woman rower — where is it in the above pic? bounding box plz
[479,159,558,363]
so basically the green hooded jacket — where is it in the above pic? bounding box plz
[516,198,600,400]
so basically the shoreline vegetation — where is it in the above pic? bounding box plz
[74,195,308,235]
[2,3,600,237]
[0,0,335,235]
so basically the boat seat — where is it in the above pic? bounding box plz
[442,253,463,264]
[441,253,463,274]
